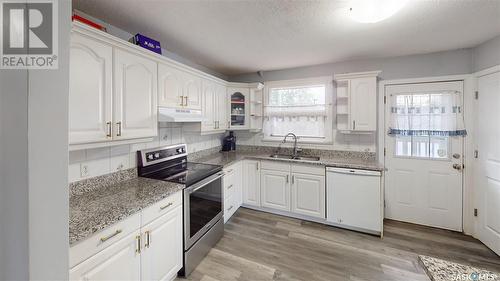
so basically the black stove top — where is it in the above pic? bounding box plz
[136,143,222,186]
[146,162,222,186]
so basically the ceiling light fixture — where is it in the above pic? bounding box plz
[349,0,407,23]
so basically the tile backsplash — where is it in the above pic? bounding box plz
[69,123,224,183]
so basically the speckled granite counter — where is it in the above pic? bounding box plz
[191,148,384,171]
[69,169,183,245]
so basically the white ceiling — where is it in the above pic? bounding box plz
[73,0,500,76]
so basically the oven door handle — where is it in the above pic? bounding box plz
[185,172,224,194]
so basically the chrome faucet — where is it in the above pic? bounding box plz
[282,133,300,158]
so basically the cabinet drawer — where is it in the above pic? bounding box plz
[261,160,290,172]
[69,212,141,269]
[224,173,236,199]
[291,164,325,176]
[141,191,182,226]
[224,195,237,223]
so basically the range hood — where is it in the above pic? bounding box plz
[158,107,203,122]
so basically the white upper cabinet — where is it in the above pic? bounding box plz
[183,72,202,110]
[216,83,228,130]
[158,63,184,108]
[350,77,377,131]
[114,48,158,140]
[202,80,217,131]
[69,33,113,144]
[335,71,380,132]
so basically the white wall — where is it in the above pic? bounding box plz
[69,123,223,182]
[0,1,71,280]
[473,35,500,72]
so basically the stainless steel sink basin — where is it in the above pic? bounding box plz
[269,154,320,161]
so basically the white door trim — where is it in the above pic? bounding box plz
[378,74,476,235]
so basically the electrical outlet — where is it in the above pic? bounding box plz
[80,164,90,177]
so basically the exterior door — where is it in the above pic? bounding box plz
[261,169,290,211]
[141,206,183,281]
[385,81,464,231]
[158,63,184,108]
[114,48,158,140]
[476,71,500,255]
[69,232,140,280]
[242,160,261,207]
[291,173,325,218]
[69,33,112,144]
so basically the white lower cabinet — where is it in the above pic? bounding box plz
[223,162,243,223]
[69,231,141,281]
[291,173,325,218]
[242,160,261,207]
[141,205,183,281]
[261,169,291,211]
[69,192,183,281]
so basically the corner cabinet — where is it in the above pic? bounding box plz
[227,83,264,131]
[334,71,380,132]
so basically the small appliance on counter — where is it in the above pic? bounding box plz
[221,131,236,151]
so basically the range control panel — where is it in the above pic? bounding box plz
[138,144,187,167]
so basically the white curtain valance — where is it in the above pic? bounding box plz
[388,91,467,136]
[264,104,327,117]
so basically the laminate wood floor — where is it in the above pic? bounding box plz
[179,208,500,281]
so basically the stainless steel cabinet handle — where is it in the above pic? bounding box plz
[100,229,122,242]
[256,162,259,171]
[116,122,122,136]
[184,96,188,106]
[180,96,184,106]
[353,120,356,130]
[144,231,151,248]
[135,235,141,254]
[160,202,173,210]
[227,169,233,173]
[106,122,112,137]
[227,184,233,190]
[292,175,295,184]
[452,164,462,171]
[227,205,234,211]
[286,174,289,183]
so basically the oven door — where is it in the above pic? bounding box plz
[184,171,223,250]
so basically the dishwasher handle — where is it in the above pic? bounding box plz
[326,167,381,176]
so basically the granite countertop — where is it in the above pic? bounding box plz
[69,175,183,246]
[191,150,384,171]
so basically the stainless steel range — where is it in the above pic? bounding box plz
[137,144,224,277]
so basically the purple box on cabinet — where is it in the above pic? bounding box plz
[130,34,162,54]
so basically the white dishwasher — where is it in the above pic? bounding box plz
[326,167,383,236]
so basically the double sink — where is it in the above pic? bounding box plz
[269,154,320,162]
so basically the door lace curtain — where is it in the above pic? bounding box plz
[388,91,467,137]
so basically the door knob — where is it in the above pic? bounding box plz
[452,153,461,159]
[452,164,462,171]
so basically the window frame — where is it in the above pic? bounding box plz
[261,76,333,144]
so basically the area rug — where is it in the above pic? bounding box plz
[419,255,500,281]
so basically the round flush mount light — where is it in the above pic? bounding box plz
[349,0,407,23]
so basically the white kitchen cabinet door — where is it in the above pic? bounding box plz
[69,232,140,281]
[261,169,290,211]
[183,73,202,110]
[69,33,113,144]
[114,48,158,140]
[202,80,216,132]
[242,160,261,207]
[141,205,183,281]
[158,63,184,108]
[291,173,325,218]
[216,83,228,130]
[350,77,376,131]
